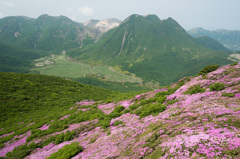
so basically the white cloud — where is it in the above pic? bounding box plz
[0,12,3,18]
[78,6,94,16]
[1,0,15,7]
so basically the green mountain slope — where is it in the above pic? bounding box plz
[0,72,119,139]
[188,27,240,51]
[68,14,232,86]
[0,15,101,52]
[195,36,230,52]
[0,42,48,73]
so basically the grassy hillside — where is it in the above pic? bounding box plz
[0,72,119,140]
[0,42,48,73]
[68,14,232,86]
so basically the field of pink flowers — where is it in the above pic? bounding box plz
[0,63,239,158]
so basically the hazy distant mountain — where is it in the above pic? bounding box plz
[188,27,240,51]
[195,36,230,52]
[0,14,101,52]
[68,14,232,86]
[84,18,122,32]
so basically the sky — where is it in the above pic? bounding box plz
[0,0,239,30]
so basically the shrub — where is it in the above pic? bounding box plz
[64,131,73,141]
[222,92,235,97]
[167,100,179,106]
[54,133,64,144]
[198,65,219,75]
[184,85,205,95]
[135,103,166,118]
[230,62,238,66]
[114,120,123,126]
[123,109,130,114]
[114,105,125,113]
[47,142,83,159]
[209,82,226,91]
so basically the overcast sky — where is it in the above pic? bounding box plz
[0,0,239,30]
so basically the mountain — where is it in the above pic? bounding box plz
[0,14,101,52]
[0,62,239,158]
[0,42,48,73]
[195,36,230,52]
[188,27,240,51]
[84,18,122,32]
[68,14,232,86]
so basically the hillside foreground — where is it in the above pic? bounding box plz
[0,62,240,158]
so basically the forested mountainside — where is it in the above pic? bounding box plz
[0,15,101,52]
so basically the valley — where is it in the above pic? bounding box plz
[34,53,142,83]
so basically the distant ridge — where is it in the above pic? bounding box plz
[0,14,101,52]
[195,36,230,52]
[188,27,240,51]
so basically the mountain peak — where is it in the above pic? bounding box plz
[84,18,122,32]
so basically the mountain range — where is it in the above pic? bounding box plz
[68,14,232,86]
[0,14,101,52]
[188,27,240,51]
[0,14,238,90]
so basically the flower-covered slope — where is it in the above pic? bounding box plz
[1,63,240,159]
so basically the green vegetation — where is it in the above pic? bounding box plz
[68,14,231,86]
[198,64,219,75]
[34,55,150,92]
[0,15,98,52]
[0,42,48,73]
[114,120,123,126]
[0,72,117,142]
[231,62,238,66]
[184,85,205,94]
[188,27,240,51]
[47,142,83,159]
[5,142,41,159]
[73,76,151,92]
[195,36,230,52]
[209,82,226,91]
[222,92,235,97]
[135,103,166,118]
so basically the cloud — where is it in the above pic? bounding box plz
[1,0,15,7]
[78,6,94,16]
[0,12,3,18]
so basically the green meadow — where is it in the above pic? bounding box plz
[34,55,142,84]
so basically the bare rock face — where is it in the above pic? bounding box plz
[84,18,122,32]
